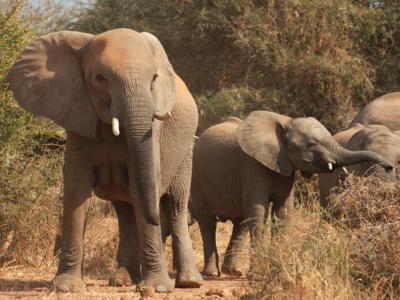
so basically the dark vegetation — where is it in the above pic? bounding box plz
[1,0,400,298]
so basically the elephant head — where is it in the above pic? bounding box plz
[236,111,393,176]
[7,29,176,225]
[345,124,400,179]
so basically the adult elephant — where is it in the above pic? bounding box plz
[191,112,393,277]
[319,124,400,208]
[7,29,202,293]
[351,92,400,130]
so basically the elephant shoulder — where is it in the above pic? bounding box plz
[198,119,240,151]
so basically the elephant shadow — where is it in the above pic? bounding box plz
[0,278,51,292]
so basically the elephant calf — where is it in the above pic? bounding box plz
[191,112,393,277]
[319,124,400,207]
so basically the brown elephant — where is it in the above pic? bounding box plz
[351,92,400,130]
[7,29,202,293]
[318,91,400,207]
[319,124,400,208]
[191,112,393,277]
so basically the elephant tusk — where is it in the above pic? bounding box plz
[112,117,120,136]
[154,111,172,121]
[328,163,333,171]
[342,166,349,174]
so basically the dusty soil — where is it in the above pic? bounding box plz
[0,216,249,299]
[0,268,246,299]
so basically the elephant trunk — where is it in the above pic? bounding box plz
[334,147,393,172]
[125,87,160,226]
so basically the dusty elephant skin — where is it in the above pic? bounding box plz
[7,29,202,293]
[351,92,400,131]
[319,92,400,208]
[191,112,394,277]
[319,127,400,208]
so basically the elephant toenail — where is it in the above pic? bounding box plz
[156,285,167,292]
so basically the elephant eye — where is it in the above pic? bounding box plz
[150,73,158,91]
[96,74,105,82]
[308,142,317,148]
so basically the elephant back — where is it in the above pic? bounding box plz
[351,92,400,131]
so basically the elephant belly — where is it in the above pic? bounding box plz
[211,194,243,221]
[92,163,130,202]
[199,179,244,221]
[94,184,130,202]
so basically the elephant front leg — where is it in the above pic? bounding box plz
[109,201,141,287]
[271,188,294,236]
[168,158,202,288]
[221,219,248,277]
[54,139,93,292]
[134,204,173,293]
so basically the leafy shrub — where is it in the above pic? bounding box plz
[0,3,65,266]
[72,0,400,132]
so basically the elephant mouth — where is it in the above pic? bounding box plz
[325,162,349,174]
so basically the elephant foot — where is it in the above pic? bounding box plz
[109,267,133,287]
[140,272,174,293]
[175,269,203,288]
[202,264,220,277]
[53,274,85,292]
[221,263,244,277]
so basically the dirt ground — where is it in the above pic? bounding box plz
[0,269,246,299]
[0,218,249,299]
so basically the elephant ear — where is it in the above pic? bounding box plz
[141,32,176,115]
[7,31,97,139]
[237,111,293,176]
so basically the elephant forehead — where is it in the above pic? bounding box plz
[292,118,331,138]
[87,30,153,68]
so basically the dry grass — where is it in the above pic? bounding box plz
[246,174,400,299]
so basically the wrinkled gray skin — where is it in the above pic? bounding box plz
[319,124,400,208]
[7,29,202,293]
[191,112,393,277]
[351,92,400,131]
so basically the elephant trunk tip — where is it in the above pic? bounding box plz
[382,163,394,172]
[154,111,172,121]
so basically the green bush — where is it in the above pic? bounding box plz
[72,0,400,132]
[0,3,65,266]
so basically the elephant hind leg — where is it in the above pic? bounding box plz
[109,201,140,287]
[196,210,219,277]
[221,219,248,277]
[167,153,202,288]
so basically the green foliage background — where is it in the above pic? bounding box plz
[72,0,400,131]
[0,3,64,265]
